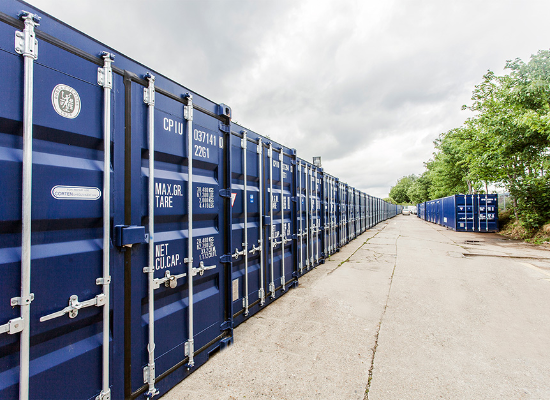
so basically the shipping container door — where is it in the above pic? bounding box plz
[478,194,498,232]
[351,189,356,237]
[127,80,230,397]
[355,189,362,237]
[296,159,308,275]
[264,144,295,297]
[0,15,124,399]
[309,166,321,265]
[320,172,330,257]
[456,195,475,231]
[229,128,265,325]
[329,176,338,254]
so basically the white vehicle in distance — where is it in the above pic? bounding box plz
[402,206,411,215]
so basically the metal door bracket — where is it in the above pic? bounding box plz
[185,339,195,367]
[15,13,39,59]
[96,389,111,400]
[97,52,114,89]
[96,276,111,286]
[143,73,155,106]
[11,294,34,306]
[143,364,158,386]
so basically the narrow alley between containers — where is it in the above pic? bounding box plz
[165,214,550,400]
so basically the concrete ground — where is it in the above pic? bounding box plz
[163,215,550,400]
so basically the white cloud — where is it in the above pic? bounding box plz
[26,0,550,197]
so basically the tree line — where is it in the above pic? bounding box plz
[388,50,550,230]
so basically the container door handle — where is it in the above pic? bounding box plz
[193,261,217,276]
[40,294,106,322]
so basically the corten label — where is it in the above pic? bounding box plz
[51,185,101,200]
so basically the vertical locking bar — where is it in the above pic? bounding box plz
[184,94,195,367]
[315,170,319,263]
[464,194,467,231]
[325,177,328,254]
[485,193,492,232]
[268,144,275,298]
[330,178,333,252]
[305,164,310,269]
[477,195,480,232]
[242,131,249,315]
[280,151,285,290]
[144,74,159,398]
[330,178,333,253]
[328,177,334,255]
[15,12,39,400]
[257,139,265,305]
[96,51,114,400]
[298,162,303,273]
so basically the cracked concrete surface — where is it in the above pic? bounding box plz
[163,216,550,400]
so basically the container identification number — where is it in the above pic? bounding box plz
[193,129,217,160]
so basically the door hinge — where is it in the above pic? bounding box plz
[220,320,233,331]
[114,225,147,247]
[220,254,233,264]
[219,189,232,198]
[218,121,230,133]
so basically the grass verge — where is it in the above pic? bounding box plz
[499,209,550,246]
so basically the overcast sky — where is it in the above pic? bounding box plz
[27,0,550,198]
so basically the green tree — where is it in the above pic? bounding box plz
[407,171,432,204]
[389,175,417,204]
[463,51,550,228]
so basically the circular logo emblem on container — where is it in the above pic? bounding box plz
[51,84,81,119]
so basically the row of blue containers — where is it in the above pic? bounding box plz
[0,3,402,400]
[417,194,499,232]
